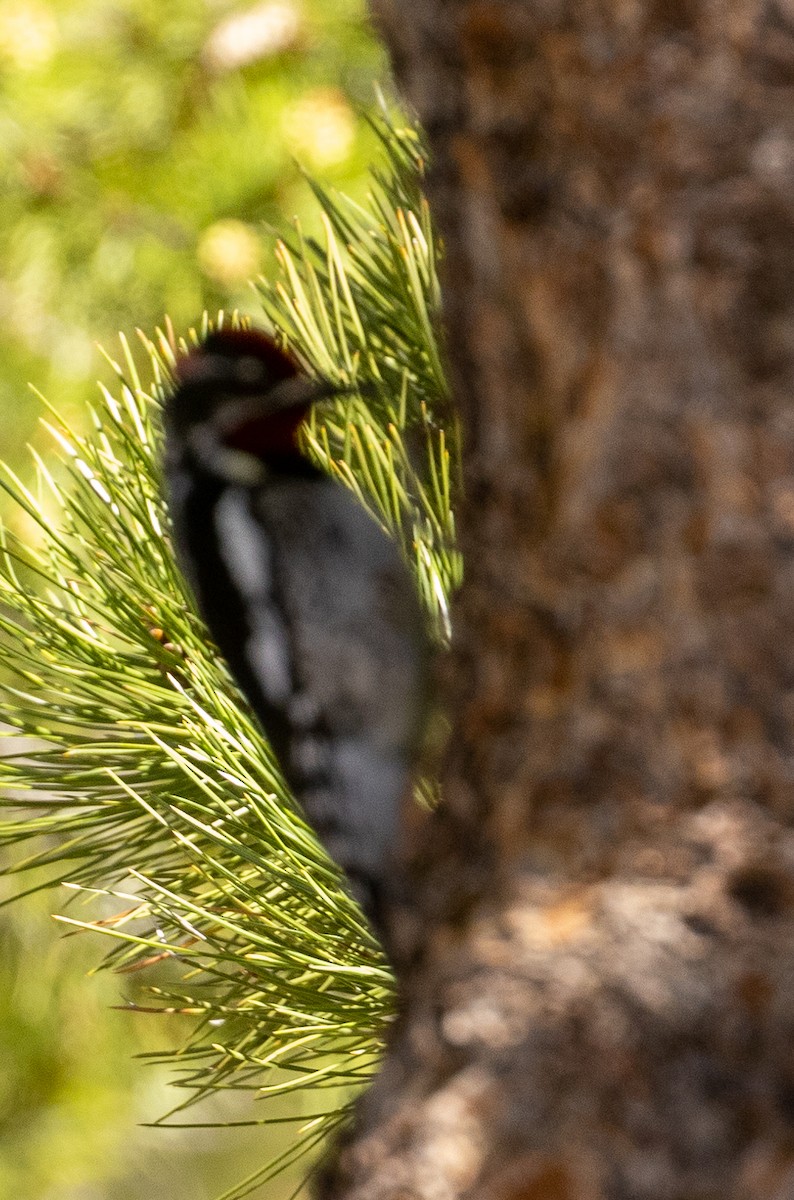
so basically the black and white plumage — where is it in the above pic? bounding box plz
[163,328,428,924]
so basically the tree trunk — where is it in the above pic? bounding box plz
[321,4,794,1198]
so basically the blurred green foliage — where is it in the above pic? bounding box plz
[0,1,387,1195]
[0,0,384,459]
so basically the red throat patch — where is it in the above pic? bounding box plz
[222,405,310,460]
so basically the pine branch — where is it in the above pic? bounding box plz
[0,112,457,1196]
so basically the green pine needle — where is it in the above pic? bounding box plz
[0,111,459,1195]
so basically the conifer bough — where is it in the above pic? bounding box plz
[0,114,459,1199]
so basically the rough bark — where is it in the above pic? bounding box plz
[321,4,794,1198]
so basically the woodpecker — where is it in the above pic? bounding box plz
[162,328,428,927]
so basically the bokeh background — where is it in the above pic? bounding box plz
[0,2,387,1195]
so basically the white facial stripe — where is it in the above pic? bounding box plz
[264,375,317,409]
[188,424,266,484]
[217,448,267,485]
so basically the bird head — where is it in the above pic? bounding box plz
[164,328,329,480]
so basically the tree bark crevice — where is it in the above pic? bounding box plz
[320,4,794,1196]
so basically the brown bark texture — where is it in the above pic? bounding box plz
[320,3,794,1199]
